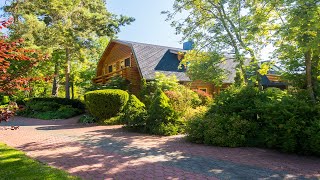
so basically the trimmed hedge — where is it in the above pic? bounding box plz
[84,89,129,121]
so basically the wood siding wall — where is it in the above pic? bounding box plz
[186,80,231,97]
[95,42,142,95]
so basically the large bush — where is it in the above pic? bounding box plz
[18,98,84,120]
[121,95,147,129]
[84,89,129,122]
[187,114,253,147]
[146,90,184,135]
[187,85,320,155]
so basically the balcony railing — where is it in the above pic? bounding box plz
[93,67,129,84]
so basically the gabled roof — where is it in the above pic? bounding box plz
[114,40,190,81]
[112,39,245,83]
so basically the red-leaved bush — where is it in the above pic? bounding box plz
[194,89,213,106]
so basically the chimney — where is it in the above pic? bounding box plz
[183,41,194,50]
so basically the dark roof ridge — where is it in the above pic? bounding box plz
[113,39,185,51]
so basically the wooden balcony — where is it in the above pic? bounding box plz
[93,67,129,84]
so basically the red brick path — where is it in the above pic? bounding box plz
[1,117,319,179]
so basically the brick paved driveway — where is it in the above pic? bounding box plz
[1,117,320,180]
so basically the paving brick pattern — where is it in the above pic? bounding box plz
[1,117,320,180]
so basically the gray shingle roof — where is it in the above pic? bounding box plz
[113,39,240,83]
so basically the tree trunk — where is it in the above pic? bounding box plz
[51,62,60,97]
[65,48,71,99]
[305,50,315,102]
[71,82,74,99]
[312,53,320,99]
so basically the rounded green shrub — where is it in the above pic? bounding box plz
[122,95,147,129]
[84,89,129,121]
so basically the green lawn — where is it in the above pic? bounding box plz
[0,143,80,180]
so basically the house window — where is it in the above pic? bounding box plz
[125,58,131,67]
[199,88,207,93]
[108,65,113,73]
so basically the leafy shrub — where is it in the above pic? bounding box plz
[187,85,320,155]
[18,98,84,120]
[256,93,319,153]
[183,106,208,121]
[79,114,96,124]
[27,101,60,112]
[103,115,123,125]
[27,98,85,112]
[16,98,29,106]
[146,90,184,135]
[86,76,130,92]
[1,96,10,105]
[121,95,147,129]
[194,90,213,106]
[187,113,254,147]
[84,89,129,122]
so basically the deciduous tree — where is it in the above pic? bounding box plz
[4,0,134,98]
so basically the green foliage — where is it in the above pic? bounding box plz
[28,98,85,111]
[103,115,123,125]
[84,89,129,122]
[146,90,183,136]
[0,143,80,179]
[4,0,134,98]
[140,73,180,107]
[79,114,96,124]
[188,114,253,147]
[165,0,272,84]
[18,98,84,120]
[182,50,225,86]
[121,95,147,129]
[187,85,320,155]
[194,90,213,106]
[0,96,10,105]
[86,76,130,92]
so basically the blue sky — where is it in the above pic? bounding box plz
[107,0,183,48]
[0,0,183,48]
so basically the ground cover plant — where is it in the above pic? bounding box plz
[0,143,80,179]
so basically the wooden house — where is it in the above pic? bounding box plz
[93,40,285,95]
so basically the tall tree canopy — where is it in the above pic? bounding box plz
[274,0,320,101]
[3,0,134,98]
[164,0,277,85]
[166,0,320,100]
